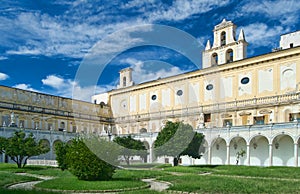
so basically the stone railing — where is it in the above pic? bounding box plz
[0,127,78,140]
[0,101,112,122]
[27,159,58,167]
[196,121,300,133]
[114,92,300,123]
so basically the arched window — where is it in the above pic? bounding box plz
[221,31,226,46]
[140,128,147,133]
[212,53,218,66]
[226,49,233,63]
[123,77,126,87]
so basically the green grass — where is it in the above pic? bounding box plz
[36,169,167,191]
[113,169,166,180]
[36,175,147,191]
[0,166,58,194]
[2,163,300,193]
[159,173,300,193]
[0,171,38,187]
[157,165,300,193]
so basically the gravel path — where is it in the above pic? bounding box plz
[7,173,54,190]
[7,172,171,193]
[142,178,171,191]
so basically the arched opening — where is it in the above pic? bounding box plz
[297,138,300,167]
[273,135,294,166]
[221,31,226,46]
[67,140,73,145]
[194,139,208,165]
[52,140,63,160]
[39,139,51,159]
[211,53,218,66]
[100,102,105,108]
[140,128,147,133]
[229,137,247,165]
[226,49,233,63]
[250,135,269,166]
[123,77,126,87]
[211,137,227,164]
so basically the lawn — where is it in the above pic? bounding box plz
[0,164,57,194]
[159,165,300,193]
[2,163,300,193]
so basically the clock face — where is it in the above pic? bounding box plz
[120,100,127,109]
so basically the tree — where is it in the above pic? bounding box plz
[0,136,7,155]
[113,135,147,165]
[54,142,70,171]
[65,138,116,181]
[154,121,204,166]
[4,131,49,168]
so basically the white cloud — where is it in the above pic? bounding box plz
[2,0,231,58]
[121,58,186,84]
[3,11,148,58]
[241,0,300,25]
[0,56,8,60]
[240,23,290,48]
[42,75,70,89]
[72,84,115,102]
[6,46,41,55]
[0,73,9,81]
[147,0,231,22]
[13,84,37,92]
[41,74,115,101]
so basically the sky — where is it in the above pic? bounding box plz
[0,0,300,102]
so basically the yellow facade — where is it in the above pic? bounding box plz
[97,20,300,135]
[0,85,112,134]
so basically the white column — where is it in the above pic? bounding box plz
[208,146,212,165]
[226,145,230,165]
[268,144,273,166]
[246,144,250,166]
[1,153,4,163]
[149,146,153,163]
[294,143,298,167]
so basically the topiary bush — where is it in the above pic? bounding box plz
[66,138,116,181]
[55,142,69,171]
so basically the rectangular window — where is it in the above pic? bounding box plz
[254,116,265,125]
[72,126,77,133]
[290,113,300,122]
[19,120,25,128]
[204,113,211,122]
[223,119,232,127]
[290,43,294,48]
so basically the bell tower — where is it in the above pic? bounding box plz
[117,68,134,89]
[202,19,248,69]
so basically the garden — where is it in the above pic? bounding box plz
[2,163,300,193]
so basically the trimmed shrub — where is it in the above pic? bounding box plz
[66,138,115,181]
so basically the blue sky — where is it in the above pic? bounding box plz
[0,0,300,101]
